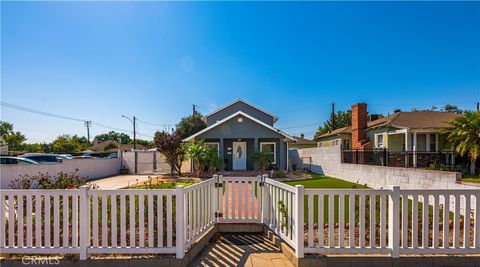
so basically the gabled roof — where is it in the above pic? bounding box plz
[183,111,294,142]
[317,126,352,139]
[367,111,460,130]
[293,136,317,145]
[317,111,460,139]
[204,99,279,123]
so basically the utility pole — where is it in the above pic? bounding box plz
[133,116,136,150]
[84,121,92,143]
[192,104,197,115]
[122,115,136,150]
[477,102,479,111]
[331,102,335,130]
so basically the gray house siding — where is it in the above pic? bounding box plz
[195,113,287,170]
[206,101,275,127]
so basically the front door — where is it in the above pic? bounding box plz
[232,142,247,170]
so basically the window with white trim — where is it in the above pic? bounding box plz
[376,134,384,148]
[260,142,276,164]
[205,142,220,156]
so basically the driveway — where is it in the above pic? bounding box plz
[88,175,153,189]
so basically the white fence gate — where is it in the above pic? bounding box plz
[1,175,479,260]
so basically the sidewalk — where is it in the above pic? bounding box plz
[88,175,153,189]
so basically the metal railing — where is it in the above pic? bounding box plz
[342,149,455,168]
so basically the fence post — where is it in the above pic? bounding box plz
[175,185,185,259]
[212,174,218,222]
[79,185,90,260]
[294,185,305,258]
[261,174,268,224]
[388,185,400,258]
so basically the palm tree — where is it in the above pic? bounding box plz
[444,111,480,175]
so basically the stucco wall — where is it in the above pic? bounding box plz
[1,158,121,189]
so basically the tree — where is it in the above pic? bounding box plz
[0,121,26,151]
[175,114,207,140]
[154,131,185,176]
[314,110,352,140]
[130,139,155,149]
[444,111,480,175]
[51,135,89,153]
[443,104,462,114]
[94,131,131,144]
[185,140,207,177]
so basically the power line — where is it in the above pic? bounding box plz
[1,101,154,138]
[1,101,86,122]
[280,122,322,130]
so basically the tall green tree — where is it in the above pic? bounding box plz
[0,121,26,151]
[314,110,352,140]
[444,111,480,175]
[443,104,463,114]
[94,131,131,144]
[175,113,206,140]
[51,135,89,153]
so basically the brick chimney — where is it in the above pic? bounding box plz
[351,103,368,150]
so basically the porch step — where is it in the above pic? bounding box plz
[188,233,294,267]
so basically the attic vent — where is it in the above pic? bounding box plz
[237,117,243,123]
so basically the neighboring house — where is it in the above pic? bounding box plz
[290,134,317,149]
[89,140,145,152]
[317,126,352,149]
[183,99,295,171]
[317,103,459,153]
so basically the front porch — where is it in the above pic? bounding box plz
[371,128,455,168]
[201,137,288,171]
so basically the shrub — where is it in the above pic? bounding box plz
[9,169,87,189]
[252,151,272,173]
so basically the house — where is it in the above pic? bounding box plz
[317,103,459,152]
[89,140,145,152]
[290,134,317,149]
[317,103,460,167]
[183,99,295,171]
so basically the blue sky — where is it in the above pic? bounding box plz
[1,1,479,142]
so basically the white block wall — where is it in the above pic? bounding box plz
[1,158,121,189]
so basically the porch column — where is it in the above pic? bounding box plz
[219,138,224,171]
[413,131,417,168]
[404,129,409,167]
[426,134,431,152]
[254,138,258,170]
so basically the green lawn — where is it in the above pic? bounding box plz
[282,173,365,189]
[282,173,368,224]
[462,175,480,183]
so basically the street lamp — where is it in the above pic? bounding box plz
[122,115,136,149]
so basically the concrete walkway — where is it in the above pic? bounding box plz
[88,175,153,189]
[189,234,294,267]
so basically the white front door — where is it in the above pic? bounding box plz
[232,142,247,170]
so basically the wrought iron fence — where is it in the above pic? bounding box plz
[342,149,455,168]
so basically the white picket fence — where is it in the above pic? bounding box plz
[1,175,479,260]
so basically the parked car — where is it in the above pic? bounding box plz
[0,156,39,165]
[106,153,118,159]
[19,153,64,163]
[58,154,73,160]
[73,155,98,159]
